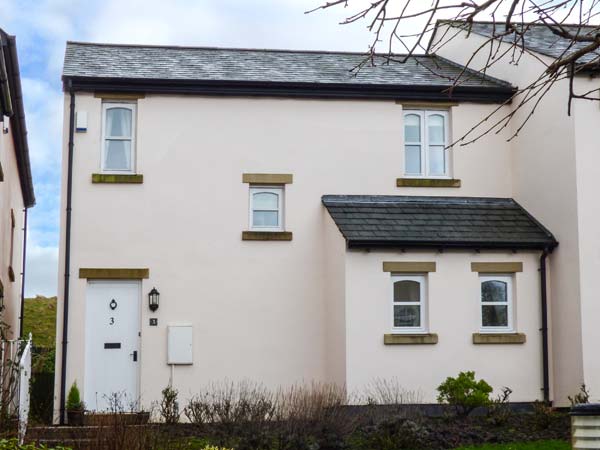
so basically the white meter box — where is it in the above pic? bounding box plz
[167,325,193,365]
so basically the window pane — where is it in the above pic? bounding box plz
[404,114,421,142]
[253,192,279,210]
[106,108,132,137]
[405,145,421,174]
[253,211,279,227]
[394,280,420,302]
[482,280,508,303]
[105,140,131,170]
[394,305,421,328]
[428,145,445,176]
[428,114,445,144]
[482,305,508,327]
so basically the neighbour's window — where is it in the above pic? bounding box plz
[480,275,513,332]
[404,110,450,177]
[101,103,136,173]
[249,186,284,231]
[391,275,427,333]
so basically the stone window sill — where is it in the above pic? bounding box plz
[472,333,526,344]
[92,173,143,184]
[242,231,293,241]
[397,178,461,188]
[384,333,438,345]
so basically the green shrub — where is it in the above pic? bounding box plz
[65,381,83,411]
[0,438,71,449]
[160,385,180,424]
[437,371,493,416]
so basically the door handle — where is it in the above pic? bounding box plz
[131,350,138,362]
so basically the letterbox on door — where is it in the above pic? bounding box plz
[167,325,193,365]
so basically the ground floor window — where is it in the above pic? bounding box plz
[391,274,427,333]
[479,274,514,332]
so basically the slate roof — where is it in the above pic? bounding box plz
[447,21,600,66]
[322,195,557,250]
[63,42,512,89]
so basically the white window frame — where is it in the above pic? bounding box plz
[403,109,451,178]
[249,186,284,232]
[479,274,514,333]
[101,102,136,174]
[391,274,428,334]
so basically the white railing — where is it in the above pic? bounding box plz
[18,334,32,444]
[0,334,32,442]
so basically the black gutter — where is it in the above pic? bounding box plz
[540,249,551,404]
[18,208,27,338]
[347,240,557,251]
[63,76,516,104]
[2,31,35,207]
[0,32,13,117]
[59,84,75,425]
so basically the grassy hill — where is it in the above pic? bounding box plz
[23,296,57,348]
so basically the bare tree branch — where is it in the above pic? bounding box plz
[307,0,600,144]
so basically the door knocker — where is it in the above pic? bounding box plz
[109,299,118,310]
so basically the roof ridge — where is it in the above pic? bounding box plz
[65,41,436,58]
[440,19,600,29]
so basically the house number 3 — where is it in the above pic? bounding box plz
[109,317,115,325]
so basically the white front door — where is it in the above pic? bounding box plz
[84,280,141,411]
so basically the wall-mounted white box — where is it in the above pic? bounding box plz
[76,111,87,132]
[167,325,193,365]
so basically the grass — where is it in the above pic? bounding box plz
[22,296,57,347]
[454,440,570,450]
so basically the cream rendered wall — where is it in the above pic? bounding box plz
[572,78,600,403]
[345,250,543,402]
[54,92,515,416]
[0,116,25,339]
[434,25,582,406]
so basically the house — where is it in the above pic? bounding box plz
[431,20,600,409]
[0,28,35,340]
[54,39,563,423]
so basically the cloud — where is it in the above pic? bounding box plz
[25,243,58,297]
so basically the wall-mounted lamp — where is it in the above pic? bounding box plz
[148,287,159,312]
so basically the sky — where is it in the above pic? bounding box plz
[1,0,378,297]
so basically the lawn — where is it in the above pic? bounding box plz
[22,296,57,347]
[454,440,570,450]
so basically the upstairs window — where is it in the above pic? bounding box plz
[391,275,427,333]
[404,110,450,178]
[480,275,513,332]
[102,103,136,173]
[249,186,284,232]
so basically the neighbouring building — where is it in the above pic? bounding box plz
[430,20,600,410]
[55,24,594,422]
[0,28,35,341]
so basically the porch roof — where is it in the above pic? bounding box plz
[322,195,557,250]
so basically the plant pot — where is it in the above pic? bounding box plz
[67,410,85,426]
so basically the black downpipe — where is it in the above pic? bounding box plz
[540,249,550,404]
[59,84,75,425]
[18,208,28,338]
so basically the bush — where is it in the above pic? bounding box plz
[568,384,590,406]
[437,371,493,416]
[355,417,429,450]
[160,385,180,424]
[487,387,513,426]
[0,438,71,449]
[65,381,83,411]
